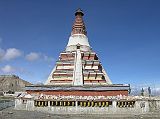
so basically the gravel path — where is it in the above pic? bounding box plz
[0,107,160,119]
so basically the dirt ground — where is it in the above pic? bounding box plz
[0,107,160,119]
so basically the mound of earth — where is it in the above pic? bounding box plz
[0,75,32,95]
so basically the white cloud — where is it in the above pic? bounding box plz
[151,87,160,95]
[0,65,16,73]
[154,88,160,91]
[25,52,40,61]
[0,48,22,61]
[0,38,22,61]
[3,48,22,60]
[0,65,33,76]
[25,52,54,62]
[43,54,55,62]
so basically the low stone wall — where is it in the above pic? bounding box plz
[148,100,160,112]
[14,98,160,114]
[0,100,15,111]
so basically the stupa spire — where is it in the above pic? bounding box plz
[66,9,90,52]
[45,9,112,86]
[71,8,87,35]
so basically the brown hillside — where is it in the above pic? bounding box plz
[0,75,32,93]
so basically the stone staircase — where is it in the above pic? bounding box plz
[73,50,83,86]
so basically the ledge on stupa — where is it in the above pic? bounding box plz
[25,84,130,96]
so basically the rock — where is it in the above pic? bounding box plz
[8,112,13,114]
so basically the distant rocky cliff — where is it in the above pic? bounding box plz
[0,75,32,94]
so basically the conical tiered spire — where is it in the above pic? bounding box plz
[71,9,87,35]
[45,9,112,85]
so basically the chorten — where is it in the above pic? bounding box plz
[26,9,129,96]
[45,9,112,86]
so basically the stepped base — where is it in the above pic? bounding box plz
[26,84,130,96]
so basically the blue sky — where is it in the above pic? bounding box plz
[0,0,160,88]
